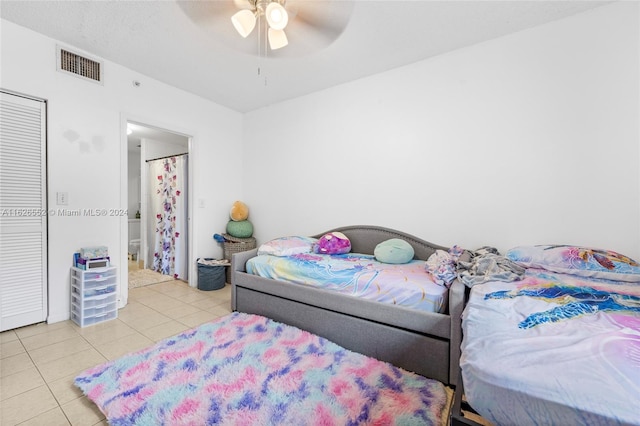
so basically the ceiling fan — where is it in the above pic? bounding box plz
[233,0,298,50]
[177,0,354,57]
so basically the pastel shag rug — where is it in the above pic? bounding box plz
[75,312,451,425]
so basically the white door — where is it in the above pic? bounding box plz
[0,91,47,332]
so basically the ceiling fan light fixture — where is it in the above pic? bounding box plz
[231,9,256,37]
[265,2,288,30]
[268,28,288,50]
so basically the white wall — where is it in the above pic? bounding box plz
[1,20,244,323]
[243,2,640,258]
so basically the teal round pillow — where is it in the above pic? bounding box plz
[374,238,415,264]
[226,220,253,238]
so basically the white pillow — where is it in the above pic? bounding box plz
[257,236,318,257]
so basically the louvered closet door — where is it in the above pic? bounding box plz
[0,91,47,332]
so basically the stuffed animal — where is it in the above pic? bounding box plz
[230,200,249,221]
[226,220,253,238]
[314,232,351,254]
[374,238,414,264]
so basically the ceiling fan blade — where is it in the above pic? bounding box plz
[253,0,354,58]
[294,1,353,26]
[233,0,254,10]
[283,0,299,20]
[176,0,236,24]
[291,1,354,38]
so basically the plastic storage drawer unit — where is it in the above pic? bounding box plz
[70,266,118,327]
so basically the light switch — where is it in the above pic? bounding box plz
[56,192,68,205]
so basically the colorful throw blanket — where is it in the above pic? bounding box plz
[75,312,451,425]
[247,253,448,313]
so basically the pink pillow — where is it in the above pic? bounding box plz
[313,232,351,255]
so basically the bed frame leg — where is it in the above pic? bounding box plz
[450,370,485,426]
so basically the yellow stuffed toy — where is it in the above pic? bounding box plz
[229,201,249,221]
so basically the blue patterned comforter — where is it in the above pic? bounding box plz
[461,269,640,425]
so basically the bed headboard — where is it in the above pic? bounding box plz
[312,225,449,261]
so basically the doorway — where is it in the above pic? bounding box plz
[126,121,190,289]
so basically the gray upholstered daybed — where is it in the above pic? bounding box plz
[230,225,468,387]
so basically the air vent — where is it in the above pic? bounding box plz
[56,46,103,84]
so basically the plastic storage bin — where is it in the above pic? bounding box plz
[70,266,118,327]
[197,258,226,291]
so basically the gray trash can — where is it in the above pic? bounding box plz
[197,258,226,291]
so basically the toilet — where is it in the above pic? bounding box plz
[129,239,141,261]
[128,219,141,261]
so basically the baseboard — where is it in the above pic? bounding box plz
[47,311,70,324]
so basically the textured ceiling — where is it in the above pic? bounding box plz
[1,0,611,113]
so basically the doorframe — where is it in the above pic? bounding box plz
[119,113,196,308]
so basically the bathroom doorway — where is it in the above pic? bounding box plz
[126,121,190,288]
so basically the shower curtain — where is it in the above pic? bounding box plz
[148,155,188,280]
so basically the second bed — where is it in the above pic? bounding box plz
[460,245,640,425]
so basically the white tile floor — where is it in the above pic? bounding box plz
[0,280,232,425]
